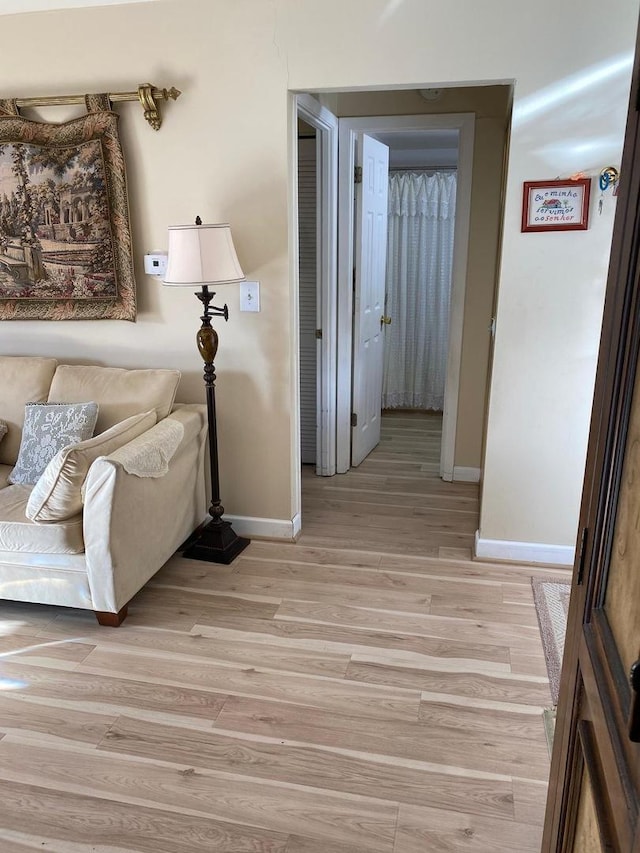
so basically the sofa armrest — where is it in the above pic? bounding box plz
[82,404,207,613]
[107,416,184,478]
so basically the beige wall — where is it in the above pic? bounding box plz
[0,0,637,549]
[329,87,510,470]
[0,0,293,523]
[460,111,509,469]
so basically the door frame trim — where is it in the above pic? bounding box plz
[336,113,475,476]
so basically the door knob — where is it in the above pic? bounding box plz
[380,315,392,326]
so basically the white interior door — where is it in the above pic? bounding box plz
[351,133,389,467]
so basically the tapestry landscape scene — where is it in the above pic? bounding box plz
[0,140,116,300]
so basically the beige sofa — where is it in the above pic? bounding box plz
[0,356,207,625]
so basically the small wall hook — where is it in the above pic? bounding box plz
[599,166,620,192]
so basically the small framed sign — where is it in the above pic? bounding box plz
[521,178,591,232]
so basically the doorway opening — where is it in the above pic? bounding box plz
[380,127,459,429]
[294,84,512,537]
[338,114,473,480]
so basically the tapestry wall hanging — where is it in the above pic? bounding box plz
[0,93,136,320]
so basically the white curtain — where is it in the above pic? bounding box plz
[382,171,456,411]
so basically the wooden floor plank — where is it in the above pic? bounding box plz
[510,650,553,678]
[225,556,504,603]
[305,488,479,512]
[0,837,55,852]
[347,660,551,706]
[416,698,549,739]
[0,658,229,722]
[0,693,117,746]
[393,803,543,852]
[377,553,561,582]
[428,596,541,627]
[150,572,437,616]
[38,611,352,679]
[213,694,550,780]
[0,736,398,853]
[191,615,512,670]
[512,777,550,826]
[77,646,422,721]
[0,600,68,636]
[275,599,541,651]
[244,540,384,568]
[299,528,475,555]
[0,633,95,665]
[285,836,388,853]
[99,715,517,819]
[227,554,515,603]
[302,503,478,534]
[0,778,290,853]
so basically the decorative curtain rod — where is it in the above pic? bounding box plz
[389,166,457,172]
[12,83,181,131]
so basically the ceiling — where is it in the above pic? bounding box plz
[0,0,155,14]
[374,129,459,170]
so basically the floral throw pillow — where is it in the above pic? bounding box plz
[0,420,7,445]
[9,402,99,486]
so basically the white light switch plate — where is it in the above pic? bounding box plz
[240,280,260,312]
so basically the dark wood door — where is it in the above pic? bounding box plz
[542,22,640,853]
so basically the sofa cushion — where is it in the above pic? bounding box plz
[0,356,58,467]
[27,409,157,523]
[0,485,84,554]
[47,365,181,434]
[9,402,99,486]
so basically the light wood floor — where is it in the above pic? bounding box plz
[299,411,478,557]
[0,412,570,851]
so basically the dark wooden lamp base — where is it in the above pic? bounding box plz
[183,518,249,564]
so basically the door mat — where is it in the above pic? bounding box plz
[531,577,571,706]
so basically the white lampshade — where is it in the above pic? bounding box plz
[163,222,244,286]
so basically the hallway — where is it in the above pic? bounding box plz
[299,411,478,557]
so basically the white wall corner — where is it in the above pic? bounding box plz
[453,466,481,483]
[474,530,575,567]
[225,515,301,542]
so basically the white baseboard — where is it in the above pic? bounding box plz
[474,531,575,566]
[453,466,481,483]
[225,513,300,542]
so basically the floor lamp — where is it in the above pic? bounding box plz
[163,217,249,564]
